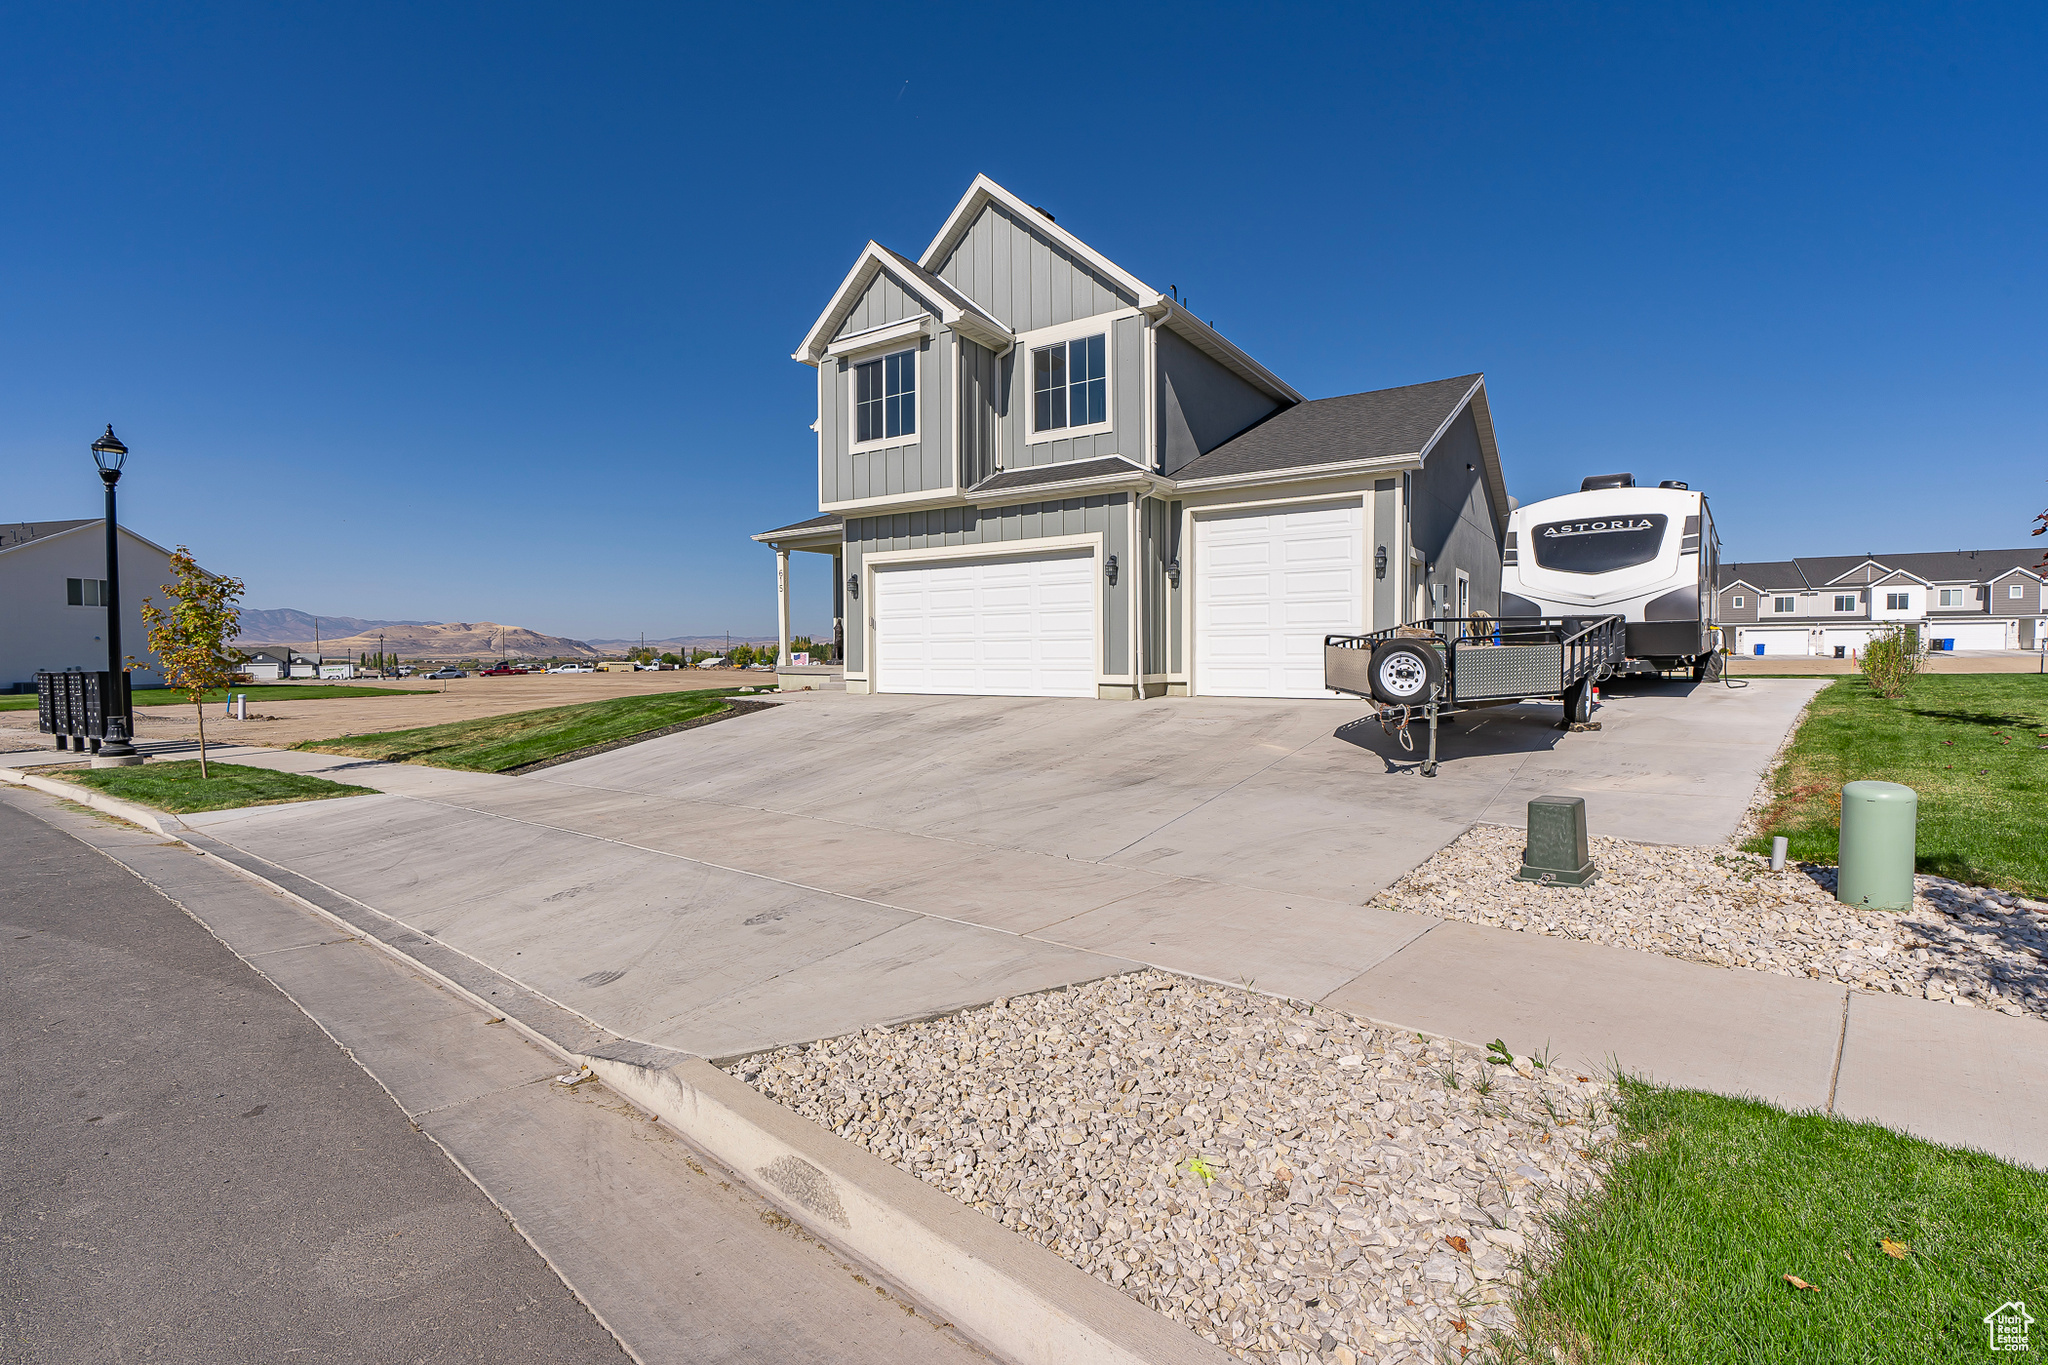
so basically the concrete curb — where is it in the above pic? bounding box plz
[0,766,183,835]
[581,1048,1236,1365]
[0,775,1233,1365]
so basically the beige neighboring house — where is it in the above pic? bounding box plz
[1717,547,2047,657]
[0,519,180,692]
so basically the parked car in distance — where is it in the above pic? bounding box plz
[426,667,466,680]
[479,664,529,676]
[394,665,417,677]
[546,663,595,674]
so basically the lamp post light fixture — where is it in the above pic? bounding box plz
[90,425,141,764]
[1374,544,1388,580]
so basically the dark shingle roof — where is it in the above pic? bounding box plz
[755,513,843,538]
[1173,374,1482,481]
[0,519,94,552]
[971,457,1146,494]
[1719,548,2043,590]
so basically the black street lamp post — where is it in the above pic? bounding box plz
[91,426,139,763]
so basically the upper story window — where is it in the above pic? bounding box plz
[1032,333,1106,435]
[1773,596,1795,613]
[66,578,109,607]
[1887,592,1910,610]
[1731,595,1745,609]
[1938,588,1964,607]
[2012,583,2028,600]
[1834,595,1858,612]
[855,350,916,445]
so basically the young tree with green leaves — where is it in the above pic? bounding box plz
[139,547,245,778]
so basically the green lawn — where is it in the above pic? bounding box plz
[56,760,377,813]
[1501,1082,2048,1364]
[0,684,429,711]
[1743,675,2048,896]
[294,689,744,772]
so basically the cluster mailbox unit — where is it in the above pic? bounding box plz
[36,670,133,752]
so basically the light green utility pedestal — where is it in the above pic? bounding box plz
[1515,796,1597,887]
[1837,780,1917,910]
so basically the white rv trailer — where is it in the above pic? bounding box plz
[1499,473,1721,677]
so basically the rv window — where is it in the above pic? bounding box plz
[1529,514,1668,575]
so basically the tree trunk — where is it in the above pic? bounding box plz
[195,696,208,778]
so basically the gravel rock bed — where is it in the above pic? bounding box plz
[1375,826,2048,1019]
[731,971,1614,1365]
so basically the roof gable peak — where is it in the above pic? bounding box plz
[918,175,1156,306]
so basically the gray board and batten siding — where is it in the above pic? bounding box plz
[819,272,955,503]
[931,200,1136,334]
[833,271,932,340]
[843,494,1132,678]
[1406,407,1505,619]
[1156,329,1287,475]
[1140,496,1181,677]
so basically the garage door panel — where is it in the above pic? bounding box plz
[874,551,1098,698]
[1195,502,1362,698]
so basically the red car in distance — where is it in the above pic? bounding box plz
[479,663,530,676]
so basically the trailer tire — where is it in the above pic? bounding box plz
[1368,640,1443,705]
[1564,679,1594,724]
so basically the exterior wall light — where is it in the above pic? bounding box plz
[1104,553,1118,585]
[1165,557,1180,588]
[1374,545,1387,580]
[846,573,859,598]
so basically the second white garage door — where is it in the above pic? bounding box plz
[1194,501,1364,698]
[872,551,1097,697]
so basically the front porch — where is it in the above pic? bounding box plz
[750,513,845,670]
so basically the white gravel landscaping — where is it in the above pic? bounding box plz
[731,971,1614,1365]
[1374,825,2048,1020]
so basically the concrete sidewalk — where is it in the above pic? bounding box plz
[11,774,2034,1171]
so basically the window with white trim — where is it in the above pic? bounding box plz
[854,349,915,444]
[1938,587,1964,607]
[1887,592,1910,610]
[1731,595,1745,609]
[1032,333,1106,434]
[1773,596,1795,613]
[66,578,109,607]
[2012,583,2027,600]
[1834,595,1858,612]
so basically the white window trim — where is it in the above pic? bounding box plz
[825,314,931,360]
[1020,314,1122,447]
[1455,569,1471,618]
[1731,595,1746,609]
[1834,595,1859,612]
[846,344,923,454]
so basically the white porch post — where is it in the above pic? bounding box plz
[776,547,792,667]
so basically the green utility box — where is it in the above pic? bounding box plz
[1837,780,1918,910]
[1515,796,1596,886]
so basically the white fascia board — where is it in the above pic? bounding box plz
[1147,301,1304,405]
[1821,559,1889,586]
[1169,453,1417,493]
[969,469,1163,510]
[918,175,1156,305]
[1869,567,1935,588]
[824,315,932,359]
[1415,376,1509,533]
[1718,578,1767,596]
[795,243,953,363]
[749,525,843,546]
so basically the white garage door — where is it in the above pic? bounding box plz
[872,551,1096,697]
[1933,620,2013,650]
[1194,501,1363,698]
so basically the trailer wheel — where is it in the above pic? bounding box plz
[1564,679,1594,724]
[1368,640,1443,705]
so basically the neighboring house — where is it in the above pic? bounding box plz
[754,175,1512,700]
[239,648,323,680]
[0,518,177,692]
[1717,548,2046,656]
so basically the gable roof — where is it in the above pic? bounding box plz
[969,456,1150,497]
[794,240,1013,363]
[1719,548,2044,590]
[0,519,93,551]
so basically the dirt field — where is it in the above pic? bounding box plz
[0,669,767,750]
[1728,651,2047,676]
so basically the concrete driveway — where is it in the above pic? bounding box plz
[149,678,1821,1060]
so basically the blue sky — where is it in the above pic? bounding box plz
[4,2,2041,641]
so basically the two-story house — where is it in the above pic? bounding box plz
[1717,549,2046,656]
[753,175,1512,700]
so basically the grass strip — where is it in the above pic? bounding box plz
[0,684,429,712]
[1501,1081,2048,1364]
[1741,675,2048,896]
[294,688,747,772]
[55,760,377,813]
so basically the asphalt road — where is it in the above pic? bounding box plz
[0,798,628,1364]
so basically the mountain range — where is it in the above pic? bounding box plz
[233,609,782,660]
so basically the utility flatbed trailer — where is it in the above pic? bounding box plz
[1324,615,1628,776]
